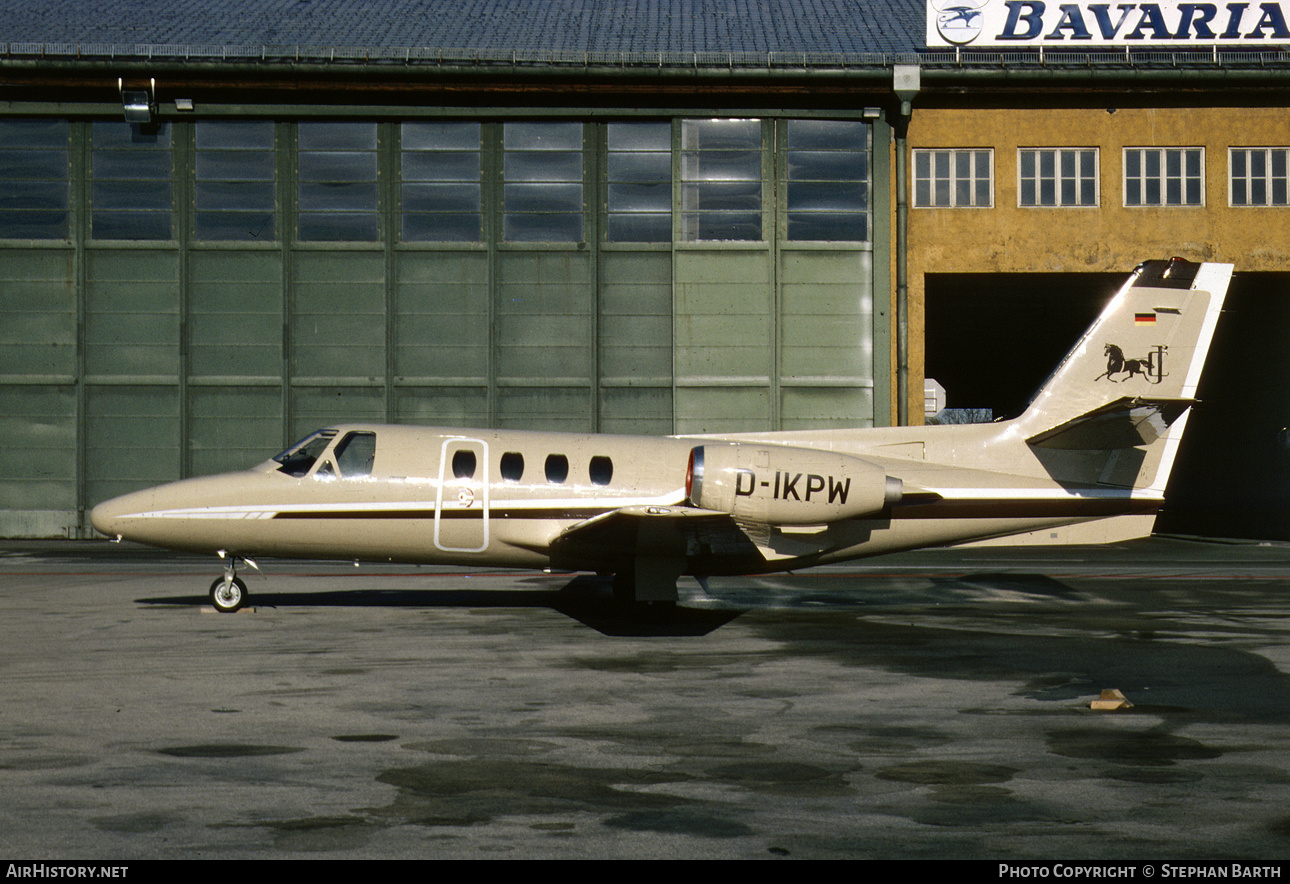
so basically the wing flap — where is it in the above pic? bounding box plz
[550,504,758,564]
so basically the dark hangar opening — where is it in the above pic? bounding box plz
[924,272,1118,421]
[926,271,1290,541]
[1157,272,1290,541]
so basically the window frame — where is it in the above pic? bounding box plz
[1017,147,1099,208]
[194,120,277,242]
[680,118,766,242]
[605,120,672,243]
[399,121,483,243]
[502,121,586,244]
[296,121,380,242]
[90,120,174,241]
[783,119,870,242]
[1229,147,1290,207]
[0,118,70,240]
[1123,147,1205,208]
[912,148,994,209]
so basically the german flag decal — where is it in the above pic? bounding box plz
[1134,312,1157,325]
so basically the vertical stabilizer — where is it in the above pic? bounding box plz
[1014,258,1231,495]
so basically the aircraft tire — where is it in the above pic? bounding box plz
[209,576,247,613]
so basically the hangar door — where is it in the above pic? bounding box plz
[0,116,882,537]
[924,273,1114,421]
[926,271,1290,541]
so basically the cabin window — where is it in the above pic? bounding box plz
[451,449,477,479]
[334,431,376,478]
[273,429,337,478]
[500,452,524,482]
[589,456,613,486]
[545,454,569,484]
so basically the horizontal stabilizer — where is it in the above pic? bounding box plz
[1026,397,1195,450]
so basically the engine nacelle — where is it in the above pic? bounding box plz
[686,443,902,525]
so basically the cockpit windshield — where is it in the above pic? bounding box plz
[272,430,337,478]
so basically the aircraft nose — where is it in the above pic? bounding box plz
[90,490,151,539]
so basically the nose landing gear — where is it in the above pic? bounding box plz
[209,551,259,613]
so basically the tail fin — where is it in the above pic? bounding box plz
[1014,258,1232,495]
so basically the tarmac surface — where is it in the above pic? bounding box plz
[3,536,1290,860]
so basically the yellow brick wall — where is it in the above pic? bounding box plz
[895,104,1290,420]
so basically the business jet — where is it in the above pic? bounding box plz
[90,258,1232,613]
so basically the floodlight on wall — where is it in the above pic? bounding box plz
[119,77,155,124]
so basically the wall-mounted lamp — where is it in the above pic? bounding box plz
[119,77,155,124]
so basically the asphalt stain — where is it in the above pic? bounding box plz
[156,744,304,758]
[745,611,1290,721]
[705,761,852,796]
[403,737,561,756]
[90,812,176,834]
[373,759,690,828]
[603,808,754,838]
[264,815,376,852]
[876,760,1018,786]
[332,734,399,743]
[1046,728,1222,766]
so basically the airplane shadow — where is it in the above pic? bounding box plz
[136,574,744,637]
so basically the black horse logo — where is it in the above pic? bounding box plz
[1095,344,1167,383]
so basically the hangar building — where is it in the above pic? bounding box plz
[0,0,1286,539]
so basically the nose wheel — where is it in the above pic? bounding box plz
[209,575,247,613]
[209,551,258,613]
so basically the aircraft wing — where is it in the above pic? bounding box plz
[549,504,761,567]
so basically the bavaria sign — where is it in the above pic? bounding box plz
[927,1,1290,47]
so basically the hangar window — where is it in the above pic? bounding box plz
[545,453,569,484]
[0,118,69,239]
[500,452,525,482]
[681,119,763,241]
[786,120,869,241]
[401,122,482,242]
[1124,147,1204,207]
[297,122,379,241]
[195,121,276,241]
[913,149,992,208]
[1230,148,1290,206]
[1019,148,1098,207]
[503,122,584,242]
[606,122,672,242]
[91,122,173,240]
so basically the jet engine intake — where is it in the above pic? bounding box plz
[686,443,902,525]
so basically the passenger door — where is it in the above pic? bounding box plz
[434,437,489,553]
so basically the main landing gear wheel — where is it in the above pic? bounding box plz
[209,575,247,613]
